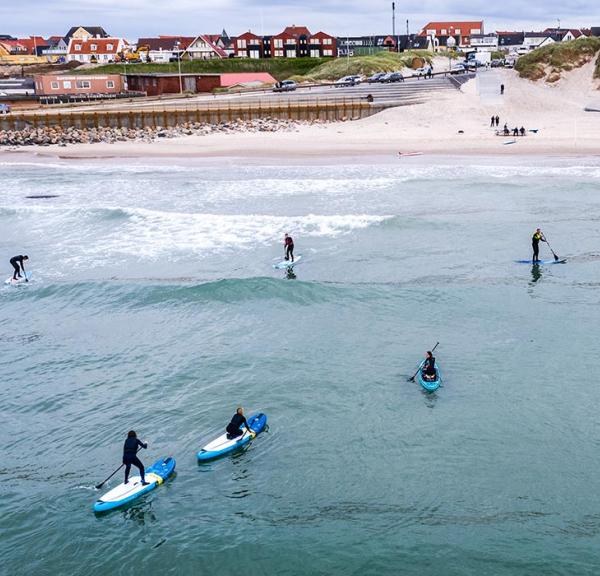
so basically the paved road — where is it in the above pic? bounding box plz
[23,75,465,116]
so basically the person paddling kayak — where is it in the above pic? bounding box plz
[284,233,294,262]
[226,407,256,440]
[421,351,436,381]
[10,255,29,281]
[123,430,149,485]
[532,228,546,263]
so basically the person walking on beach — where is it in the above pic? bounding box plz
[123,430,148,485]
[284,233,294,262]
[495,115,500,127]
[490,116,495,127]
[226,407,255,440]
[9,254,28,281]
[532,228,546,263]
[500,84,505,95]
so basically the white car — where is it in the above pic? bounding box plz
[414,66,432,76]
[334,75,361,87]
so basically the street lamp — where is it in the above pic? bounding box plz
[175,41,183,94]
[446,35,456,72]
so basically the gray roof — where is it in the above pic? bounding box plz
[65,26,109,39]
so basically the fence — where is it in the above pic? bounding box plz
[0,98,380,132]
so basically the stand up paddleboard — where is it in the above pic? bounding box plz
[4,273,31,286]
[516,259,566,265]
[197,413,267,462]
[93,456,175,513]
[273,255,302,270]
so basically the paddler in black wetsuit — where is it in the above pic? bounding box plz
[532,228,546,263]
[123,430,149,485]
[226,407,255,440]
[284,233,294,262]
[422,351,436,381]
[10,254,28,281]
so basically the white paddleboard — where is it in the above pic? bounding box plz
[201,428,253,454]
[96,473,161,505]
[273,255,302,270]
[5,274,31,286]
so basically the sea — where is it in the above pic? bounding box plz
[2,155,600,575]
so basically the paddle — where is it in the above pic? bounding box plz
[95,447,143,490]
[408,342,439,382]
[544,237,560,262]
[23,269,28,283]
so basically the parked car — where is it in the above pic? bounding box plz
[273,80,298,93]
[490,59,504,68]
[367,72,386,83]
[0,103,11,114]
[450,64,466,74]
[334,75,361,87]
[381,71,404,83]
[414,66,433,76]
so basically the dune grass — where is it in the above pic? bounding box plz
[515,36,600,82]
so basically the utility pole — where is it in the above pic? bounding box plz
[392,2,396,51]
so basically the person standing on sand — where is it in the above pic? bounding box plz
[490,116,495,127]
[500,84,505,95]
[495,115,500,127]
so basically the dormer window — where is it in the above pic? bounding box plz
[75,44,81,51]
[91,44,97,51]
[107,43,113,50]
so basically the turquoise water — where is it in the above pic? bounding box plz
[2,157,600,575]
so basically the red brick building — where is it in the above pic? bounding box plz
[34,73,124,95]
[234,26,336,58]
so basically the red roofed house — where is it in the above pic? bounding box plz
[271,25,311,58]
[14,36,49,56]
[308,31,336,57]
[419,21,484,48]
[67,37,127,63]
[184,35,227,59]
[234,31,264,58]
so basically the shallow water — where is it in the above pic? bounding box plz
[2,156,600,575]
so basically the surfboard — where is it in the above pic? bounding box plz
[273,255,302,270]
[4,274,31,286]
[197,413,267,462]
[516,259,567,265]
[93,456,175,513]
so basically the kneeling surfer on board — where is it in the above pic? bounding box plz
[284,233,294,262]
[226,407,255,440]
[10,254,28,281]
[532,228,546,263]
[123,430,149,485]
[422,351,436,381]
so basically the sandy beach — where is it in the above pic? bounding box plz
[2,65,600,161]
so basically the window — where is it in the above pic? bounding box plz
[441,29,447,35]
[107,80,115,88]
[76,80,91,89]
[274,39,283,48]
[310,49,320,57]
[107,43,113,50]
[91,44,97,51]
[63,80,71,88]
[275,49,284,57]
[312,38,320,45]
[286,50,296,58]
[249,50,260,59]
[50,81,59,89]
[237,39,246,48]
[323,38,332,45]
[75,44,81,51]
[323,49,333,57]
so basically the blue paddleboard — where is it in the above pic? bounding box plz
[93,456,175,513]
[516,259,566,265]
[197,413,267,462]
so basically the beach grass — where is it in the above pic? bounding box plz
[516,37,600,81]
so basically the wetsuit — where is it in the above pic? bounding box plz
[532,232,544,262]
[422,357,436,378]
[123,437,147,483]
[226,413,251,439]
[284,236,294,262]
[10,255,25,280]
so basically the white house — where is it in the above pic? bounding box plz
[183,35,227,59]
[67,37,127,63]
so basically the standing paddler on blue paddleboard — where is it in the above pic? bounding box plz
[532,229,546,263]
[284,233,295,263]
[123,430,149,485]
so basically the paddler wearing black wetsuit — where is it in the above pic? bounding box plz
[123,430,148,485]
[10,254,28,280]
[226,407,255,439]
[422,351,436,379]
[284,233,294,262]
[532,228,546,263]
